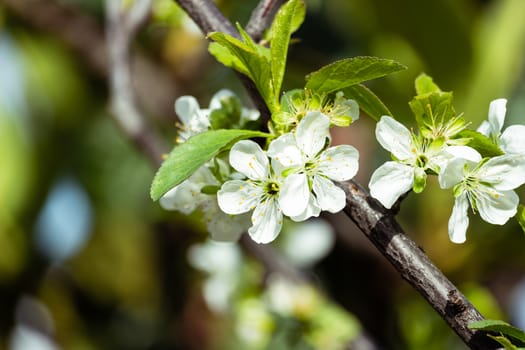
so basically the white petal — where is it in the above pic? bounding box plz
[318,145,359,181]
[279,173,309,217]
[204,203,249,242]
[477,189,518,225]
[175,96,209,134]
[209,89,234,110]
[476,120,491,136]
[159,182,200,214]
[448,193,469,244]
[444,146,482,163]
[478,154,525,190]
[248,198,283,244]
[290,193,321,221]
[217,180,261,214]
[229,140,269,180]
[500,125,525,154]
[375,116,414,160]
[439,157,472,189]
[296,111,330,158]
[488,98,507,135]
[369,161,414,209]
[267,133,305,167]
[312,175,346,213]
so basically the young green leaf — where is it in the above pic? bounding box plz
[516,204,525,234]
[415,73,442,95]
[305,56,406,93]
[454,130,504,158]
[208,31,275,112]
[488,335,521,350]
[150,129,270,201]
[343,84,392,121]
[409,91,455,132]
[270,0,302,99]
[208,42,250,77]
[469,319,525,345]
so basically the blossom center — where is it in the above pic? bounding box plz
[264,181,280,196]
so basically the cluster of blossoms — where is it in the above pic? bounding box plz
[161,89,360,244]
[369,98,525,243]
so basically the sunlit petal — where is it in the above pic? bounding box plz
[369,161,414,209]
[487,98,507,136]
[477,189,518,225]
[290,193,321,222]
[439,158,471,189]
[279,173,309,217]
[318,145,359,181]
[249,198,283,244]
[500,125,525,155]
[312,175,346,213]
[268,133,305,167]
[296,111,330,158]
[375,116,413,160]
[478,154,525,190]
[448,193,469,244]
[229,140,269,180]
[217,180,261,214]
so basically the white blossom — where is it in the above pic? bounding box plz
[369,116,448,209]
[478,98,525,155]
[217,140,285,244]
[439,148,525,243]
[268,111,359,220]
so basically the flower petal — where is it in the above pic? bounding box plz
[217,180,261,214]
[375,116,414,160]
[477,189,518,225]
[487,98,507,136]
[448,192,469,244]
[290,193,321,221]
[318,145,359,181]
[444,146,482,163]
[279,173,309,217]
[160,181,200,214]
[500,125,525,155]
[175,96,209,134]
[249,198,283,244]
[296,111,330,158]
[476,120,491,136]
[203,202,249,242]
[229,140,269,180]
[369,161,414,209]
[267,133,305,167]
[312,175,346,213]
[208,89,234,110]
[439,157,471,189]
[478,154,525,190]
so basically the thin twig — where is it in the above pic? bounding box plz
[246,0,286,42]
[106,0,166,167]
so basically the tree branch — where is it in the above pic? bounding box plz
[105,0,166,167]
[338,180,499,349]
[246,0,286,42]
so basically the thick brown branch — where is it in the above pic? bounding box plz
[246,0,286,42]
[338,180,500,349]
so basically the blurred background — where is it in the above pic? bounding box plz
[1,0,525,349]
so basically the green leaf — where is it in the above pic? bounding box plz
[208,42,250,77]
[270,0,302,101]
[455,130,504,158]
[150,129,270,201]
[305,56,406,93]
[469,319,525,344]
[414,73,442,95]
[488,335,521,350]
[208,31,276,112]
[516,204,525,234]
[343,84,392,121]
[409,91,455,131]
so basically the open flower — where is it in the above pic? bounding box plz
[478,98,525,154]
[439,148,525,243]
[217,140,286,244]
[268,111,359,220]
[369,116,448,209]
